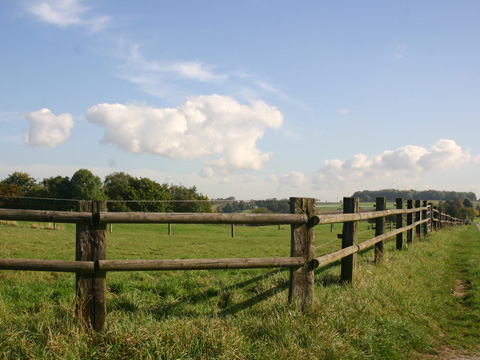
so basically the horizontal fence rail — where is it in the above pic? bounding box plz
[0,197,464,332]
[99,257,306,271]
[100,212,308,225]
[0,258,94,273]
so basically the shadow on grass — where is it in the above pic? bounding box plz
[220,281,288,316]
[149,268,289,319]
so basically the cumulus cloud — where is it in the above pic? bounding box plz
[25,108,74,148]
[27,0,110,32]
[417,139,471,171]
[279,171,307,189]
[313,139,473,191]
[87,95,283,173]
[199,167,214,179]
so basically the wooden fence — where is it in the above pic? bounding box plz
[0,197,463,331]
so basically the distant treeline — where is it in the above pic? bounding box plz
[0,170,211,213]
[215,198,290,214]
[352,189,477,202]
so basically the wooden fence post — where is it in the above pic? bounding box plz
[341,197,358,283]
[231,224,235,238]
[288,197,316,310]
[415,200,421,240]
[168,223,172,235]
[396,198,404,250]
[374,197,386,263]
[407,200,413,243]
[423,200,428,237]
[76,200,107,332]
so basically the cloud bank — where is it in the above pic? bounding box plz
[87,95,283,173]
[313,139,472,191]
[24,108,74,148]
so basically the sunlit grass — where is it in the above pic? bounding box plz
[1,221,479,359]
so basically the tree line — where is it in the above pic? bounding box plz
[215,198,290,214]
[0,170,212,213]
[352,189,477,202]
[437,198,478,222]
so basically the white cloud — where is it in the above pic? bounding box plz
[87,95,283,173]
[313,139,474,191]
[116,43,228,99]
[417,139,471,170]
[27,0,110,32]
[279,171,307,189]
[199,167,214,178]
[24,108,74,148]
[339,108,350,115]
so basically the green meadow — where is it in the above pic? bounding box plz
[0,219,479,359]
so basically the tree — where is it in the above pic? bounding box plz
[40,176,74,210]
[128,177,171,212]
[0,172,42,209]
[169,185,212,213]
[463,198,473,208]
[104,172,135,212]
[1,171,38,195]
[70,169,106,200]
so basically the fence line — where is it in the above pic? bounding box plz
[0,196,463,332]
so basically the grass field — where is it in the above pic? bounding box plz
[0,219,479,359]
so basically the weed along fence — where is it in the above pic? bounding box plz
[0,197,463,332]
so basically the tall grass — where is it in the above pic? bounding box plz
[0,221,479,359]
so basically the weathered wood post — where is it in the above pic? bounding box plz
[231,224,235,238]
[374,197,386,263]
[407,200,414,243]
[423,200,428,237]
[396,198,404,250]
[289,197,316,310]
[76,200,107,332]
[168,223,172,235]
[341,197,358,283]
[415,200,421,240]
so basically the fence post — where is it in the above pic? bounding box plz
[168,223,172,235]
[375,196,386,263]
[407,200,414,243]
[341,197,358,283]
[415,200,421,240]
[289,197,316,310]
[423,200,428,237]
[231,224,235,238]
[76,200,107,332]
[396,198,404,250]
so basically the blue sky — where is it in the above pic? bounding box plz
[1,0,479,201]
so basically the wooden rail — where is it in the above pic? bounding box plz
[0,197,464,332]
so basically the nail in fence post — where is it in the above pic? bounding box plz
[76,200,107,332]
[396,198,404,250]
[288,197,316,310]
[415,200,421,240]
[374,197,386,263]
[341,197,358,283]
